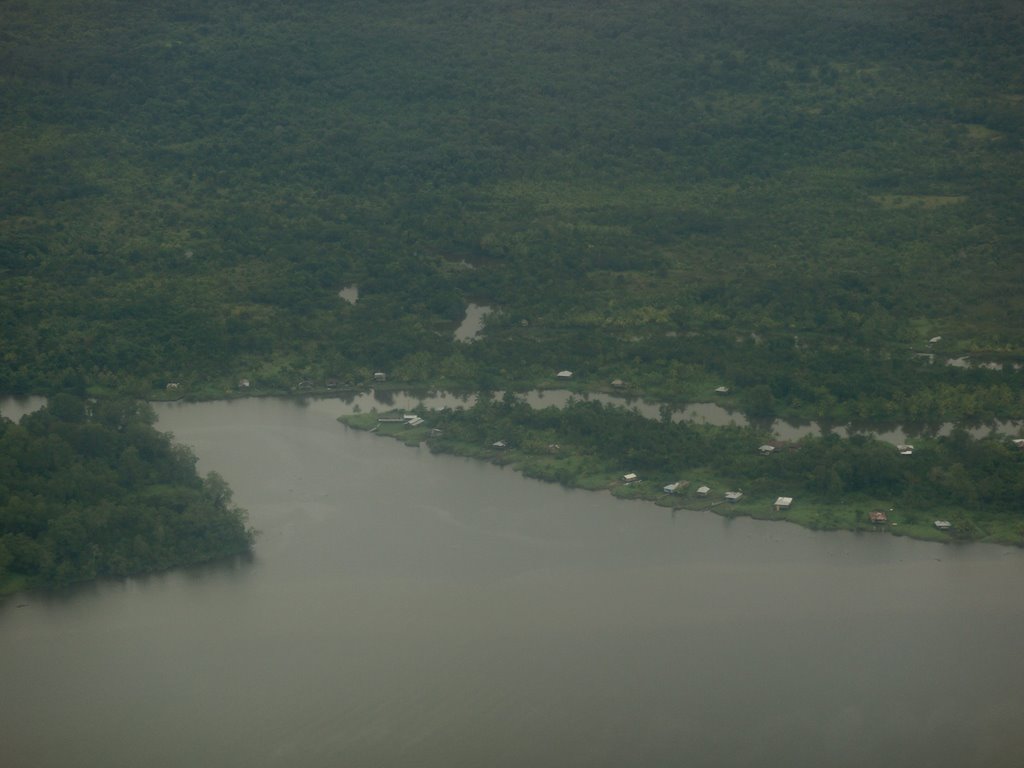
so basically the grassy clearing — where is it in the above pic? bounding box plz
[488,180,706,213]
[870,194,968,209]
[964,123,1003,140]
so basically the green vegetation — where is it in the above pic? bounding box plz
[0,396,254,592]
[342,397,1024,545]
[0,0,1021,425]
[2,2,1023,552]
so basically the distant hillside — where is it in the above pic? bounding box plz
[2,0,1022,422]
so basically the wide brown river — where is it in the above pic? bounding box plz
[2,397,1023,767]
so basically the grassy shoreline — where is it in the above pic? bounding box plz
[340,409,1022,547]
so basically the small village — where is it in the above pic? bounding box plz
[340,368,1024,544]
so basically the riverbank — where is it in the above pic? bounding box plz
[5,391,1022,548]
[340,407,1024,547]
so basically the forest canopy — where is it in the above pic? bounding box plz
[0,396,253,590]
[0,0,1022,423]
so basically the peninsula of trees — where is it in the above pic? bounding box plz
[0,396,253,593]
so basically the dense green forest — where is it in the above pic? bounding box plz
[1,0,1022,423]
[345,396,1024,543]
[0,396,253,592]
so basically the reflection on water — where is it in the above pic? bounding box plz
[0,395,48,422]
[373,387,395,406]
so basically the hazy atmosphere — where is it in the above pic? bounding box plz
[2,1,1023,764]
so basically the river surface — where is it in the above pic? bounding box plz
[2,397,1024,767]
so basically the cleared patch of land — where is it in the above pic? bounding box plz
[870,194,967,209]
